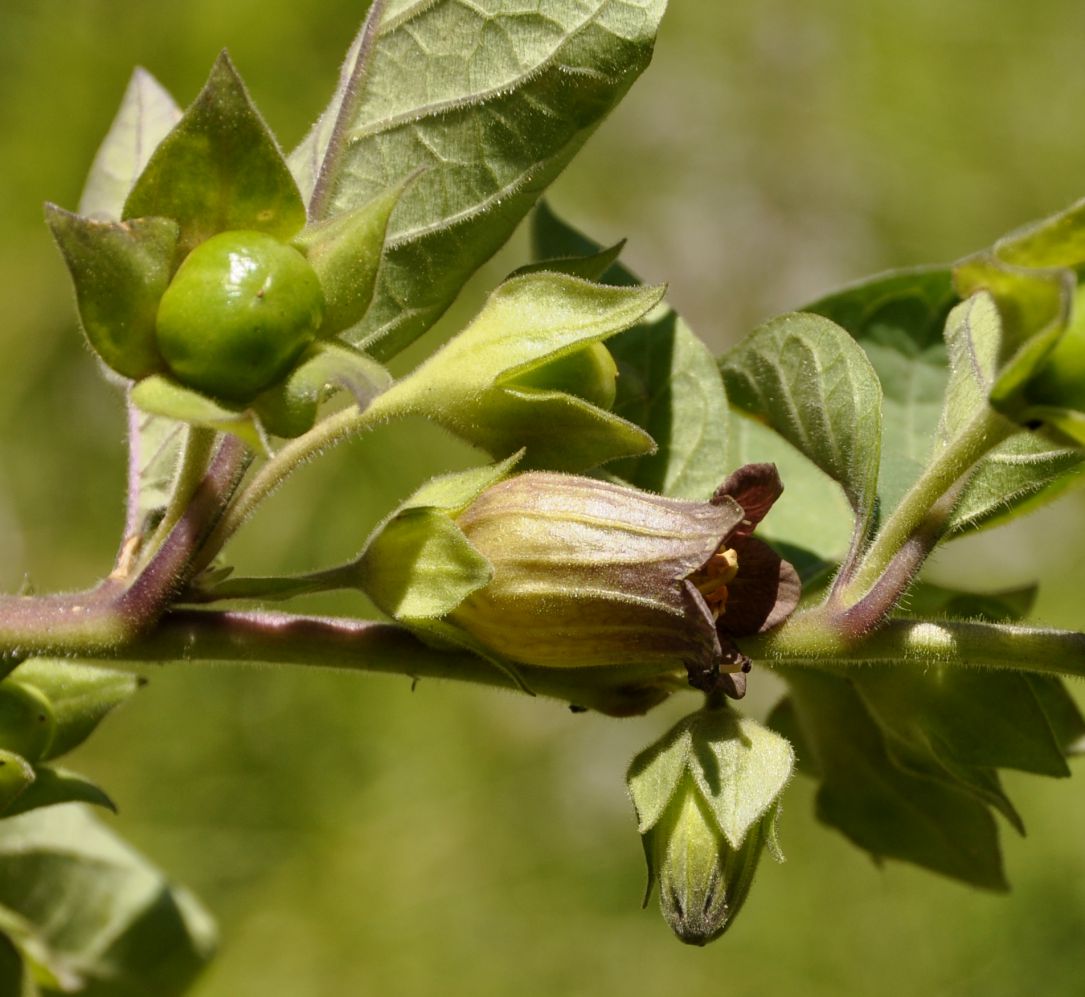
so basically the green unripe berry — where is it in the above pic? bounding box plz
[156,230,324,402]
[508,342,618,410]
[0,680,56,763]
[1028,285,1085,410]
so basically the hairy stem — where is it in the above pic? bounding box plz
[137,426,217,571]
[195,393,395,568]
[186,562,361,603]
[107,609,681,717]
[0,436,250,660]
[838,408,1015,608]
[745,616,1085,680]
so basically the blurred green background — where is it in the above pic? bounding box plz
[2,1,1085,994]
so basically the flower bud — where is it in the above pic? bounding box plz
[628,708,793,944]
[650,774,776,944]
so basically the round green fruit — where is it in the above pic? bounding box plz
[0,680,56,763]
[1028,285,1085,410]
[156,230,325,402]
[509,342,619,410]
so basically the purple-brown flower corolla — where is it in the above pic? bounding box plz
[449,463,800,697]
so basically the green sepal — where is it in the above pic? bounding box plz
[44,206,177,379]
[629,709,794,850]
[358,508,493,622]
[292,180,410,337]
[10,660,141,763]
[2,767,116,819]
[0,683,54,765]
[381,273,661,471]
[253,341,392,439]
[400,454,522,513]
[356,457,521,623]
[124,51,305,255]
[0,753,35,816]
[130,375,271,454]
[529,201,731,499]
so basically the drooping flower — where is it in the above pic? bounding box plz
[446,463,801,698]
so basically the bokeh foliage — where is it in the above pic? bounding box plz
[1,1,1084,994]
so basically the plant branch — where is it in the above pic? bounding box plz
[136,426,217,571]
[185,562,361,603]
[838,408,1016,607]
[744,615,1085,680]
[194,393,395,569]
[0,435,251,661]
[106,609,681,717]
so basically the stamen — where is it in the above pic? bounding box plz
[692,547,740,619]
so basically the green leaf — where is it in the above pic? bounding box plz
[903,581,1037,622]
[852,666,1070,778]
[0,806,216,997]
[720,312,883,536]
[131,376,270,455]
[526,201,730,498]
[806,268,954,516]
[45,207,177,380]
[0,931,37,997]
[10,660,141,763]
[872,735,1024,836]
[953,256,1071,409]
[380,272,660,471]
[807,267,1084,531]
[947,432,1083,534]
[1026,675,1085,758]
[360,508,493,622]
[291,0,667,359]
[994,194,1085,270]
[939,293,1002,443]
[125,52,305,255]
[3,768,115,818]
[79,68,181,221]
[782,669,1007,890]
[725,413,854,563]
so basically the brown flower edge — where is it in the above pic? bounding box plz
[685,463,801,699]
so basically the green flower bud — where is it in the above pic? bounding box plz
[373,273,660,471]
[0,680,56,764]
[155,230,324,402]
[628,708,793,945]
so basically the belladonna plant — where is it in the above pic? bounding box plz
[1,2,1085,992]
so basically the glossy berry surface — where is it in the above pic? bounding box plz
[156,230,324,402]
